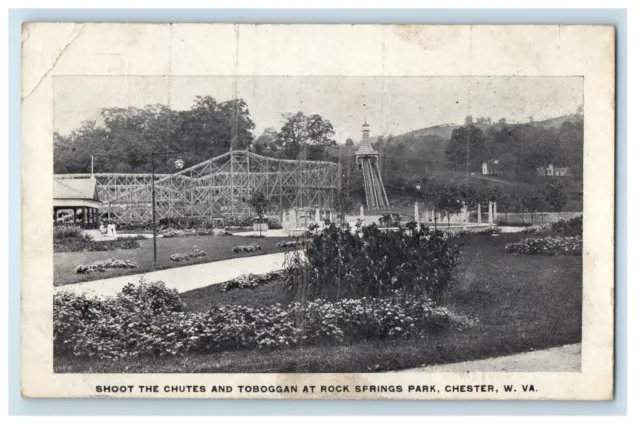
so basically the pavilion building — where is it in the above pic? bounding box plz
[53,177,102,228]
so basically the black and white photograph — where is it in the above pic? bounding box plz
[51,75,585,374]
[19,23,614,400]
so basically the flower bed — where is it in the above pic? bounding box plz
[54,281,475,359]
[232,244,261,253]
[505,236,582,256]
[219,271,282,292]
[75,258,138,274]
[160,228,197,238]
[169,248,207,262]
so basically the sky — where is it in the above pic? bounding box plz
[54,76,583,143]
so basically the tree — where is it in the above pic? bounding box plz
[464,115,474,126]
[544,182,568,218]
[344,138,354,147]
[52,96,256,174]
[521,188,548,224]
[434,185,463,228]
[277,112,336,160]
[445,125,487,171]
[254,127,279,155]
[248,191,270,235]
[334,190,355,222]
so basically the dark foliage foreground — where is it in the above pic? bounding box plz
[54,281,473,360]
[284,222,463,302]
[54,233,583,373]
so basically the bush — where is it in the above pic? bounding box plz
[550,216,582,237]
[265,216,282,229]
[378,213,402,228]
[224,216,254,228]
[276,240,310,249]
[118,235,148,241]
[158,217,208,230]
[505,236,582,255]
[54,238,141,253]
[54,281,475,359]
[479,227,501,235]
[496,221,532,227]
[219,271,282,292]
[161,228,198,238]
[118,221,153,232]
[169,248,207,262]
[53,225,84,240]
[232,244,261,253]
[54,280,185,358]
[75,258,138,274]
[284,222,463,301]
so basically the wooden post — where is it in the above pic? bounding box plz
[489,202,494,225]
[414,202,419,223]
[477,203,482,224]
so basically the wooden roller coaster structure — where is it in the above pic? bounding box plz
[55,150,339,224]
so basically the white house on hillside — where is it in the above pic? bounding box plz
[537,164,571,177]
[482,160,500,175]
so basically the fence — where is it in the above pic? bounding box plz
[495,212,583,225]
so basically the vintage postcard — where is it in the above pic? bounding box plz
[21,24,614,400]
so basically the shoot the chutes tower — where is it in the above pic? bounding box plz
[355,121,389,211]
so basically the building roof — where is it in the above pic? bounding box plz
[355,140,378,157]
[54,178,100,202]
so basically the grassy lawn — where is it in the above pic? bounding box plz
[55,232,582,373]
[54,234,293,286]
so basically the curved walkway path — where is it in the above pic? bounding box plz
[400,343,581,372]
[54,251,289,298]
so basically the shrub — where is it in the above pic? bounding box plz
[265,216,282,229]
[54,280,185,358]
[476,227,502,235]
[505,236,582,255]
[118,221,153,232]
[276,240,310,249]
[521,223,552,234]
[496,221,532,227]
[161,228,198,238]
[54,238,141,253]
[219,271,282,292]
[378,213,402,228]
[54,281,475,359]
[550,216,582,237]
[169,248,207,262]
[158,217,209,230]
[232,244,261,253]
[53,225,84,240]
[118,235,147,241]
[75,258,138,274]
[224,216,254,228]
[284,222,463,301]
